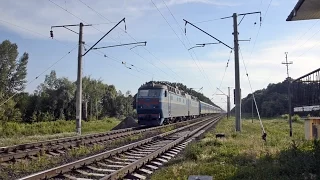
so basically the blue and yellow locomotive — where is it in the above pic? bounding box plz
[136,82,223,126]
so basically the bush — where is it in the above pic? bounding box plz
[292,114,301,123]
[281,114,289,120]
[184,143,202,161]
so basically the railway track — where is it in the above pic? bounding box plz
[0,116,212,163]
[18,115,223,180]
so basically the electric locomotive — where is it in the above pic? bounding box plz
[136,82,223,126]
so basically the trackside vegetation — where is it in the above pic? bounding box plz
[150,117,320,180]
[0,117,120,146]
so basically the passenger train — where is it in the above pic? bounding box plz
[136,82,224,126]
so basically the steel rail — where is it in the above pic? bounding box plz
[104,115,223,180]
[0,116,209,163]
[18,115,220,180]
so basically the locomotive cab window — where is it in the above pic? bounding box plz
[148,90,160,97]
[138,89,161,97]
[164,90,167,97]
[138,90,149,97]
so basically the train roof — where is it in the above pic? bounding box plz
[138,82,198,100]
[139,83,167,90]
[200,100,219,108]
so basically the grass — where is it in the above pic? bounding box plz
[160,125,175,133]
[0,144,105,180]
[0,131,147,179]
[0,117,120,146]
[151,117,319,180]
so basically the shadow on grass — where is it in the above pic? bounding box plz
[231,140,320,180]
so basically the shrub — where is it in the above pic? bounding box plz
[292,114,302,123]
[184,143,202,161]
[281,114,289,120]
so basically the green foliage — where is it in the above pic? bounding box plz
[281,114,289,120]
[0,117,119,139]
[184,143,204,161]
[240,78,293,117]
[0,40,28,123]
[292,114,302,123]
[0,40,136,124]
[0,99,22,123]
[152,117,307,180]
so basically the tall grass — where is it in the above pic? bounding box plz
[0,118,120,146]
[152,117,310,180]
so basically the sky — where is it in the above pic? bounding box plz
[1,0,320,111]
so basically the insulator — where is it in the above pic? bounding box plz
[50,30,53,38]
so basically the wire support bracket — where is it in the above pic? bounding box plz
[183,19,233,50]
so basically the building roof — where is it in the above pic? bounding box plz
[287,0,320,21]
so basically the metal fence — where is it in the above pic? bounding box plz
[292,68,320,116]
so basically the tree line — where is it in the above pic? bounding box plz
[241,78,292,117]
[0,40,220,124]
[0,40,135,123]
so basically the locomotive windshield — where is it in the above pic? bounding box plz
[138,89,161,97]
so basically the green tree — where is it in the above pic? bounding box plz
[33,70,76,121]
[0,40,28,95]
[240,78,291,118]
[0,40,28,122]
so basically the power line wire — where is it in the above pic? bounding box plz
[297,40,320,58]
[76,0,182,83]
[0,19,68,47]
[239,46,265,136]
[161,0,217,92]
[289,20,320,54]
[83,43,156,78]
[247,0,272,58]
[0,46,77,107]
[152,0,216,91]
[213,50,233,96]
[291,25,320,57]
[240,0,272,78]
[0,17,147,104]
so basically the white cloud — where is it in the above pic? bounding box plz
[0,0,240,42]
[2,0,320,111]
[157,34,320,110]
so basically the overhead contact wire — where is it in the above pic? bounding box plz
[76,0,182,83]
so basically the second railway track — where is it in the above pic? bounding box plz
[0,116,214,163]
[18,114,223,180]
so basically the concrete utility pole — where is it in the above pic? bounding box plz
[51,18,129,135]
[184,11,260,132]
[282,52,293,137]
[233,13,241,132]
[76,23,83,135]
